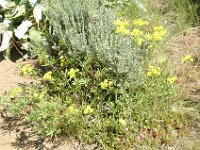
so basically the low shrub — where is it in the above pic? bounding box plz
[0,0,190,149]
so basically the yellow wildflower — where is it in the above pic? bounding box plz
[147,65,161,77]
[159,58,167,64]
[152,69,161,76]
[33,91,43,99]
[39,91,45,99]
[152,26,167,42]
[144,34,153,41]
[149,65,155,70]
[167,76,177,84]
[153,31,163,41]
[99,79,112,89]
[130,29,143,37]
[136,37,144,46]
[67,68,79,79]
[114,19,129,27]
[147,45,153,49]
[21,64,32,76]
[114,19,130,35]
[33,92,39,98]
[60,57,66,67]
[68,105,74,113]
[84,105,94,114]
[159,29,167,36]
[12,87,22,94]
[43,71,52,81]
[16,87,22,93]
[11,86,23,97]
[181,54,193,63]
[68,105,78,113]
[156,67,161,71]
[115,26,130,35]
[119,118,126,126]
[153,26,164,31]
[147,71,153,77]
[133,19,149,26]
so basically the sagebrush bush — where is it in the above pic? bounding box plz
[42,0,150,91]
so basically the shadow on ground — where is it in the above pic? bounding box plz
[0,112,77,150]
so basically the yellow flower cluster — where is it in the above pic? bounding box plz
[181,54,193,63]
[12,86,22,95]
[14,87,23,93]
[147,45,153,49]
[130,29,143,37]
[152,26,167,42]
[99,79,112,89]
[11,86,23,97]
[68,105,79,113]
[114,19,130,35]
[133,19,149,26]
[153,26,164,31]
[136,37,144,47]
[67,68,79,79]
[147,65,161,77]
[167,76,177,84]
[119,118,126,126]
[144,34,153,41]
[33,92,39,98]
[60,57,67,67]
[43,71,52,81]
[130,29,144,46]
[84,105,94,114]
[33,91,46,99]
[21,64,32,76]
[114,19,167,48]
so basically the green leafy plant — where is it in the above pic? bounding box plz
[0,0,44,59]
[0,0,195,149]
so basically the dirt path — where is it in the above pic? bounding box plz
[0,60,35,95]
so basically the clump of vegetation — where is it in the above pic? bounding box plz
[0,0,198,149]
[144,0,198,32]
[0,0,45,60]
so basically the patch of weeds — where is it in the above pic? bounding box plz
[143,0,198,33]
[0,59,189,149]
[0,0,195,149]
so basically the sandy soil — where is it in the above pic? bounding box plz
[0,60,35,95]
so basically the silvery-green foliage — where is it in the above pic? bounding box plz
[43,0,147,90]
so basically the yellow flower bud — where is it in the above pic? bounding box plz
[119,118,126,126]
[84,105,94,114]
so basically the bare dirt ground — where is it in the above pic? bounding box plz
[0,60,35,95]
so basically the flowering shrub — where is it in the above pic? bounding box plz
[0,0,190,149]
[147,65,161,77]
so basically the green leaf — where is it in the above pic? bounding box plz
[7,1,16,8]
[29,27,44,44]
[13,4,26,18]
